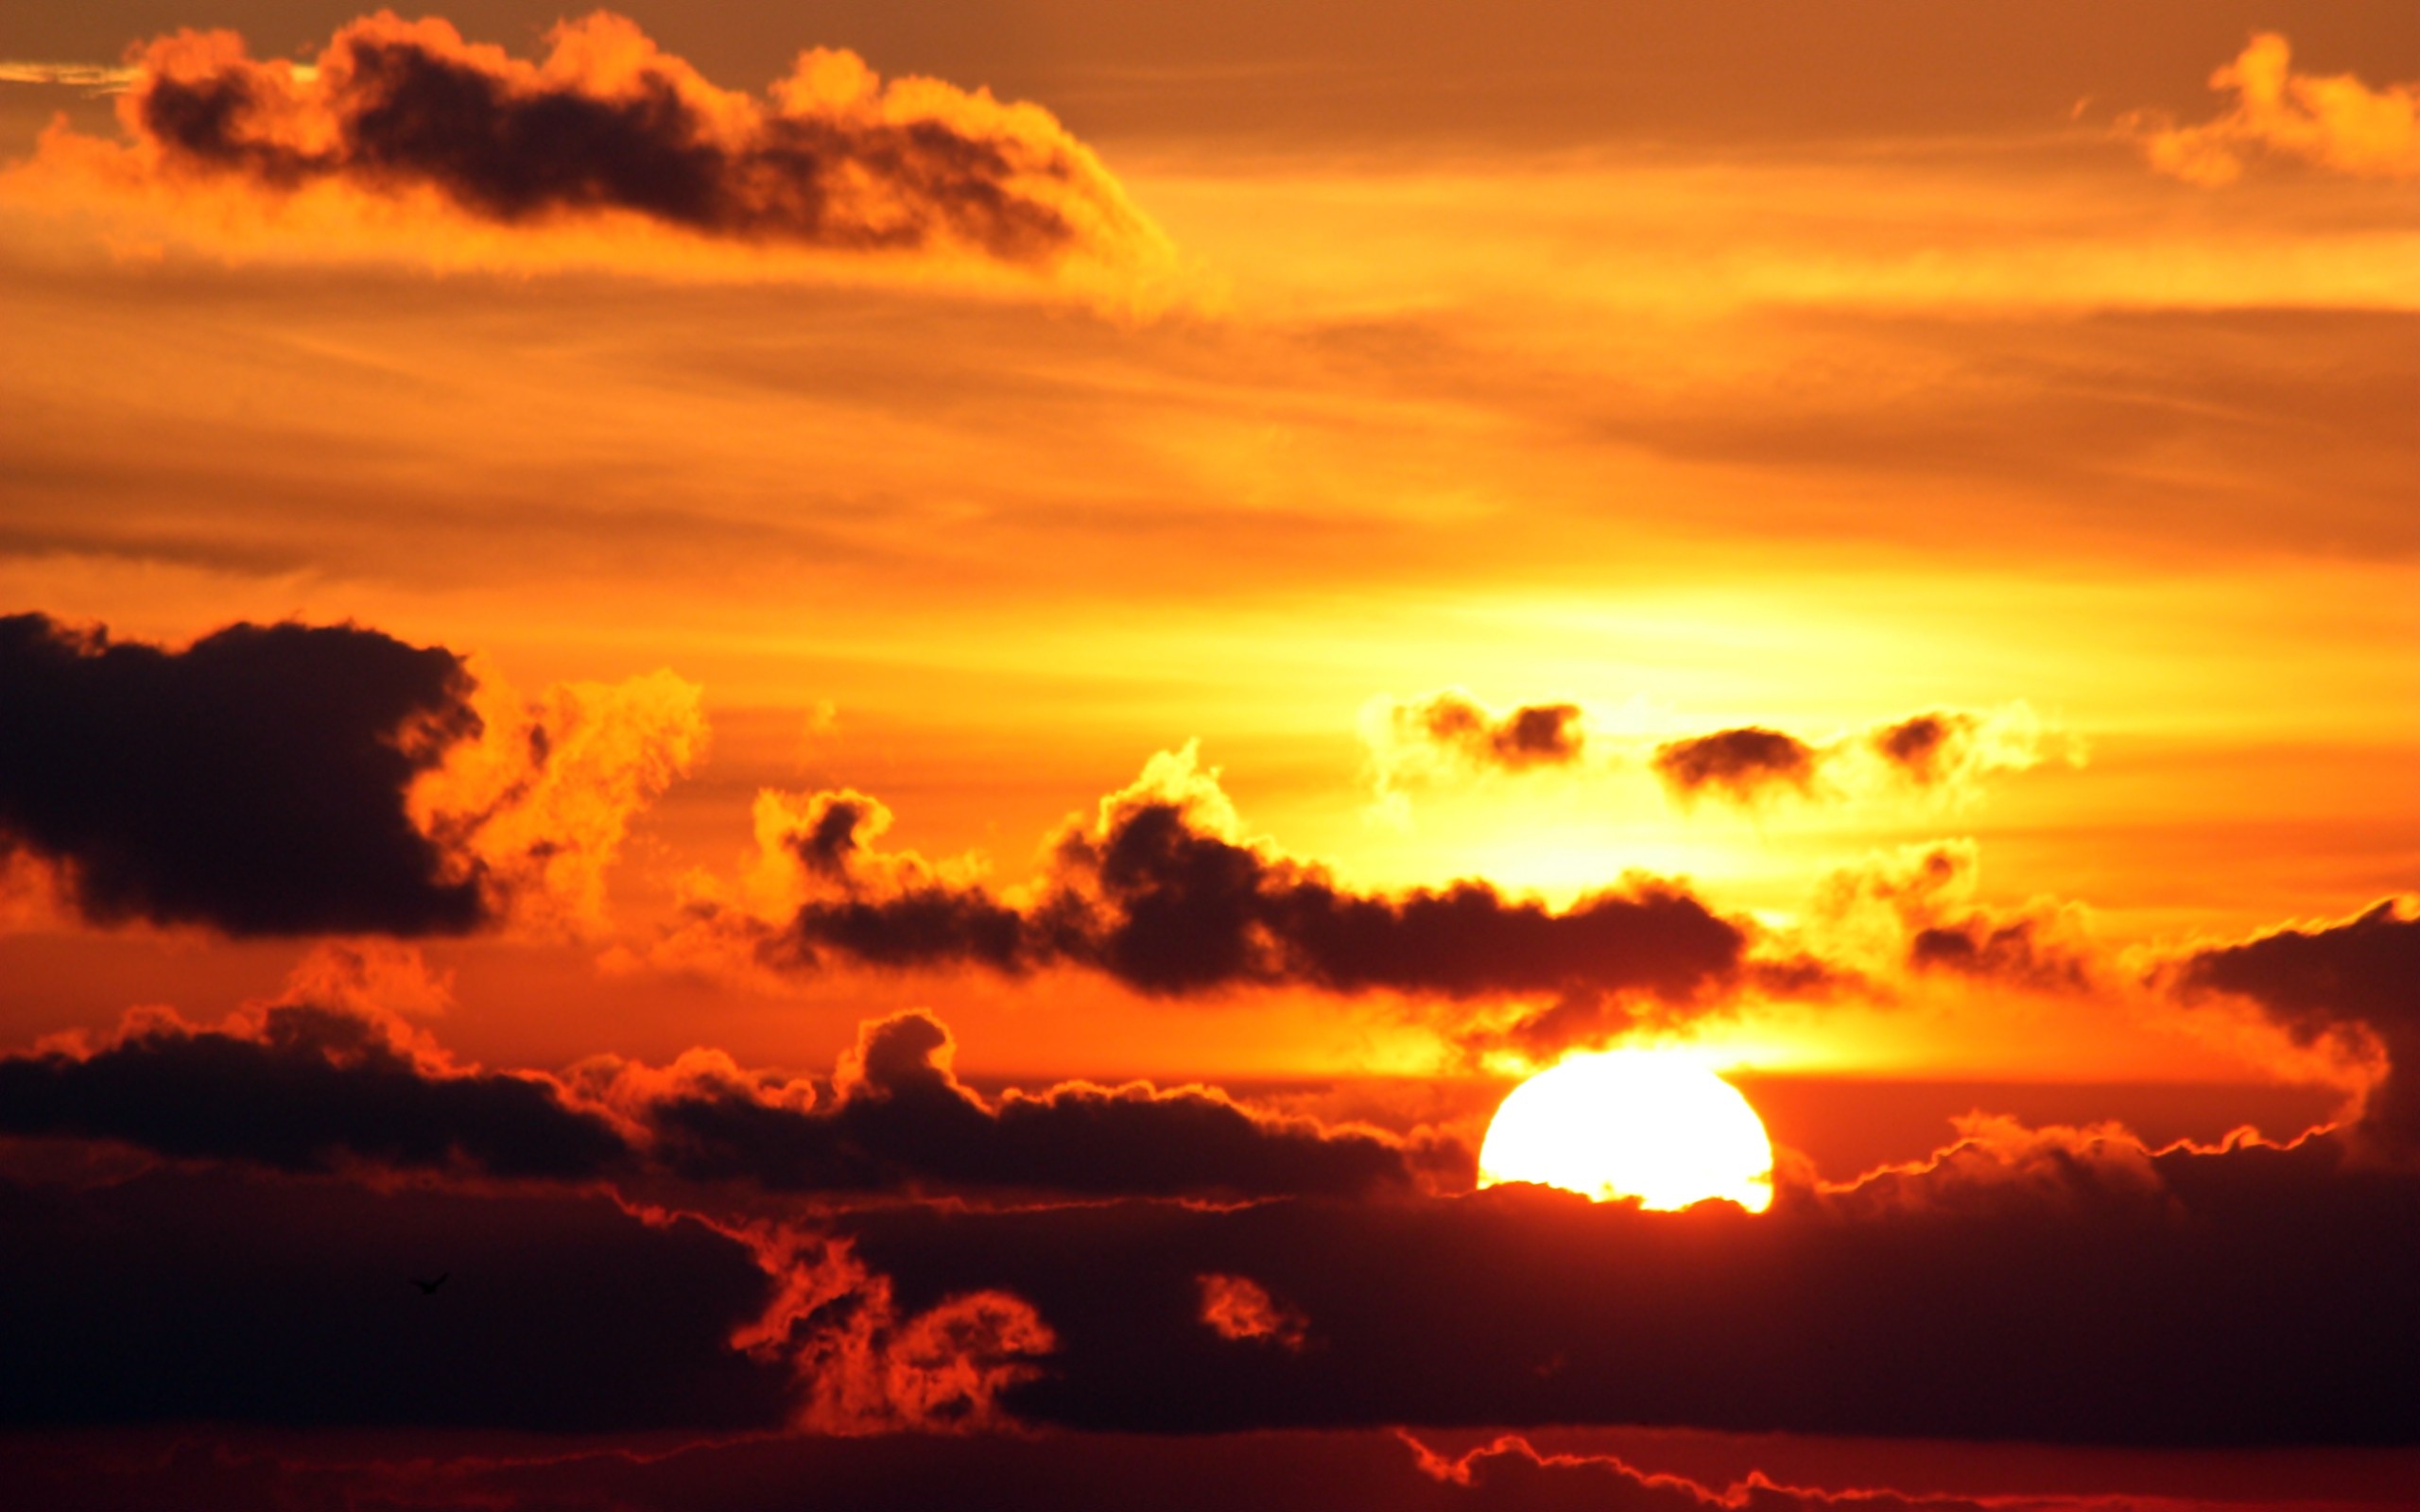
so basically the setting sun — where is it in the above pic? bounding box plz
[1478,1051,1776,1212]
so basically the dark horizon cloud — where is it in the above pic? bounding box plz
[839,1125,2420,1446]
[0,999,1435,1201]
[44,11,1160,271]
[0,611,488,936]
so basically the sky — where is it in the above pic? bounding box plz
[0,2,2415,1506]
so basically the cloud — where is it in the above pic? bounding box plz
[1807,841,2099,994]
[0,992,1427,1201]
[712,744,1749,1013]
[1199,1272,1309,1349]
[1651,727,1817,805]
[0,611,487,936]
[2128,34,2420,185]
[16,11,1170,285]
[1365,692,2068,816]
[0,1163,789,1430]
[0,612,703,939]
[837,1124,2420,1445]
[596,1009,1431,1200]
[2172,899,2420,1148]
[0,62,138,94]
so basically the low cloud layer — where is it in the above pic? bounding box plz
[0,611,701,938]
[2130,34,2420,185]
[19,11,1167,280]
[0,988,1432,1201]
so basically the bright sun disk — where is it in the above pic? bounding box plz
[1478,1051,1775,1212]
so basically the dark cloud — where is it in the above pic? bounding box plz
[770,754,1749,1010]
[0,1002,1423,1201]
[835,1127,2420,1445]
[0,611,486,936]
[638,1010,1426,1199]
[0,1002,625,1180]
[1908,918,2093,993]
[1651,727,1817,803]
[2176,900,2420,1145]
[1871,713,1971,783]
[109,12,1155,266]
[0,1165,788,1430]
[1410,694,1587,771]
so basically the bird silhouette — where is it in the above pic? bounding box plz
[410,1272,449,1296]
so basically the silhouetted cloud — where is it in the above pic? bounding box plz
[0,1165,788,1430]
[43,12,1163,273]
[0,612,703,939]
[1651,727,1816,804]
[740,747,1748,1007]
[0,1001,623,1179]
[2175,899,2420,1146]
[616,1010,1428,1199]
[2127,34,2420,186]
[837,1125,2420,1445]
[0,612,486,936]
[0,996,1426,1201]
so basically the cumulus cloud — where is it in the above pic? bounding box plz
[0,991,1427,1201]
[1651,727,1817,806]
[2128,33,2420,185]
[2172,899,2420,1149]
[1806,840,2099,994]
[1199,1272,1310,1349]
[14,11,1171,287]
[689,744,1749,1019]
[0,611,702,939]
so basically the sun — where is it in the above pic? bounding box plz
[1477,1051,1775,1212]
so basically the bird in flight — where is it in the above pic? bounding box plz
[410,1273,449,1296]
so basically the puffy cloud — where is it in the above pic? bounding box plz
[1198,1272,1309,1349]
[0,612,704,939]
[1365,692,2067,816]
[2129,34,2420,186]
[0,994,1426,1201]
[716,744,1749,1012]
[1651,727,1816,805]
[0,611,486,936]
[20,11,1169,283]
[1805,840,2098,993]
[2173,899,2420,1148]
[603,1009,1430,1200]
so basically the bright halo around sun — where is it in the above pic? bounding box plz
[1478,1051,1775,1212]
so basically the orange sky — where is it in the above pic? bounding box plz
[4,5,2411,1122]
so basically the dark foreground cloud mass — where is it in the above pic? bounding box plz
[0,611,485,936]
[840,1127,2420,1445]
[4,1119,2414,1448]
[84,11,1157,268]
[0,1000,1429,1200]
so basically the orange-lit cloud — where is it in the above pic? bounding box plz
[1365,691,2068,818]
[10,11,1172,292]
[1198,1272,1309,1349]
[2130,34,2420,185]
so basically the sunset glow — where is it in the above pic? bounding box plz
[0,4,2414,1508]
[1478,1052,1776,1212]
